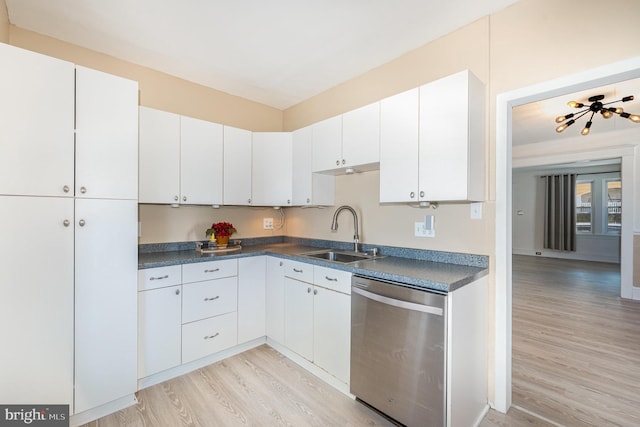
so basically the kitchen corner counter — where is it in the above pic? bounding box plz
[138,239,488,293]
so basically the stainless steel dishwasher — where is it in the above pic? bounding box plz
[350,275,446,427]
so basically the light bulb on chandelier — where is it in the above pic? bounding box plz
[554,94,639,135]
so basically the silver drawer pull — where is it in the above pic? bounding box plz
[204,296,220,301]
[325,276,338,282]
[204,332,220,340]
[150,275,169,281]
[293,268,303,273]
[204,268,220,273]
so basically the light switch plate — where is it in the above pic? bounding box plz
[470,202,483,219]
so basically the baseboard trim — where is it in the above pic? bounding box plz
[70,394,137,427]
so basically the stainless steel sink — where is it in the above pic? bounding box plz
[300,249,380,264]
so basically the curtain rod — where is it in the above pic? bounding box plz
[539,170,620,178]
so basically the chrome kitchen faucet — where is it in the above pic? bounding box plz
[331,205,361,253]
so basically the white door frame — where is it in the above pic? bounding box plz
[494,56,640,412]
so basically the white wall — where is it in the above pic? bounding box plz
[512,165,621,263]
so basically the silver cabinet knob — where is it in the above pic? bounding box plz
[183,196,187,202]
[307,287,311,293]
[287,199,291,204]
[342,159,346,165]
[410,192,415,198]
[313,289,318,295]
[63,219,70,227]
[174,195,179,201]
[306,198,310,203]
[420,191,425,198]
[336,160,340,166]
[63,185,70,193]
[175,289,180,295]
[78,219,86,227]
[279,261,283,267]
[80,186,87,194]
[248,198,252,204]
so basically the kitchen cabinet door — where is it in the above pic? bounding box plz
[292,126,335,206]
[266,257,285,344]
[180,116,224,205]
[311,115,342,173]
[283,277,314,361]
[313,286,351,384]
[252,132,292,206]
[223,125,253,205]
[0,43,75,197]
[238,256,267,343]
[138,284,182,378]
[379,88,420,203]
[74,198,137,413]
[139,107,181,204]
[75,66,138,200]
[419,70,485,202]
[0,196,74,409]
[341,101,380,170]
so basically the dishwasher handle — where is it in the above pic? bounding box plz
[352,286,443,316]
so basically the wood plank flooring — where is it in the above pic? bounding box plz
[511,255,640,427]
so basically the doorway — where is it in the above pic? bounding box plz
[493,56,640,413]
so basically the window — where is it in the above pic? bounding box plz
[606,180,622,234]
[575,181,592,233]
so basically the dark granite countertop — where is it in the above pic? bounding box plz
[138,238,488,293]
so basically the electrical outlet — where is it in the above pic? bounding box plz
[263,218,274,230]
[415,220,435,238]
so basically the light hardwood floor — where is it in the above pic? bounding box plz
[510,255,640,427]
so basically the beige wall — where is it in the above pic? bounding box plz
[0,0,8,43]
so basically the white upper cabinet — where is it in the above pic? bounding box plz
[311,115,342,173]
[180,116,223,205]
[75,66,139,200]
[292,125,335,206]
[139,107,181,204]
[0,44,75,197]
[252,132,292,206]
[341,102,380,171]
[312,102,380,175]
[223,125,253,205]
[419,69,485,202]
[379,88,420,203]
[380,70,485,203]
[139,108,224,206]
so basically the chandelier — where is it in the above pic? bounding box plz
[555,94,640,135]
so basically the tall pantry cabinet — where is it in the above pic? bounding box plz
[0,43,138,416]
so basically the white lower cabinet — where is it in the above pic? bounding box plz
[265,257,286,344]
[181,276,238,323]
[282,261,352,384]
[182,312,238,364]
[238,256,266,344]
[138,284,182,378]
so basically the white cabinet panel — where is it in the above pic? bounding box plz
[182,277,238,323]
[182,259,238,283]
[342,101,380,170]
[138,285,182,378]
[311,116,342,172]
[292,125,335,206]
[266,257,285,344]
[0,196,74,408]
[180,116,224,205]
[284,277,314,361]
[252,132,292,206]
[139,107,181,204]
[238,256,266,343]
[223,125,253,205]
[313,266,351,294]
[182,312,238,364]
[0,44,75,197]
[74,199,138,413]
[75,66,139,200]
[284,259,314,283]
[313,286,351,384]
[138,265,182,291]
[379,88,420,203]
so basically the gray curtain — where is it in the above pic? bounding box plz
[543,174,576,251]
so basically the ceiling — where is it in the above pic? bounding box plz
[5,0,520,109]
[512,78,640,146]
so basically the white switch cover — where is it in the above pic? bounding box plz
[470,202,483,219]
[263,218,274,230]
[415,217,435,238]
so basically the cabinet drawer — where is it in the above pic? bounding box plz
[138,265,182,291]
[284,260,313,283]
[182,259,237,283]
[314,266,352,294]
[182,276,238,323]
[182,312,237,364]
